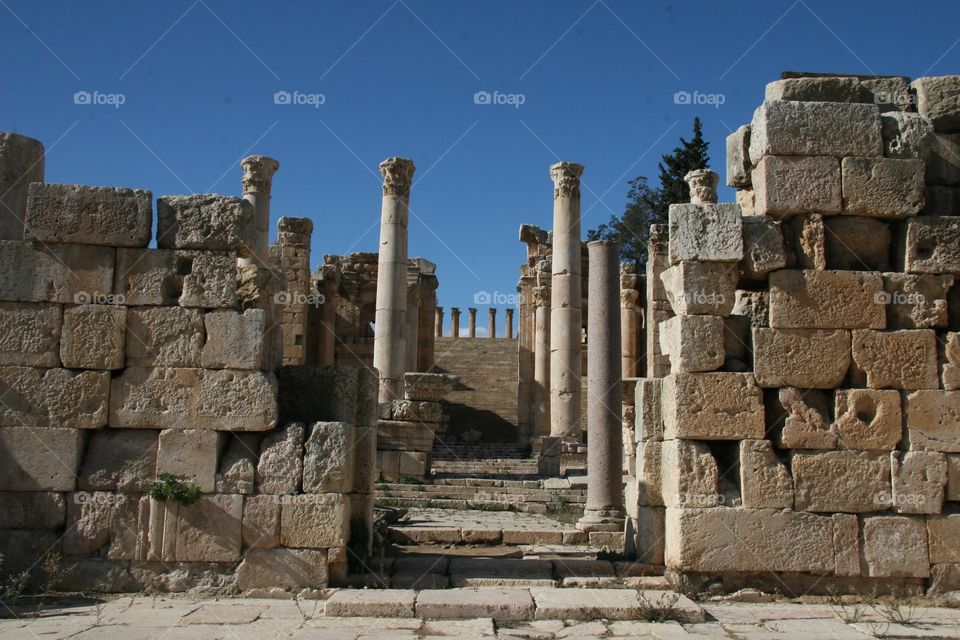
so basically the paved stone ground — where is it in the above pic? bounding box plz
[3,592,960,639]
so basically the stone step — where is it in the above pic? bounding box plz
[376,497,582,516]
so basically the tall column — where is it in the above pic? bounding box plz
[505,308,514,339]
[620,263,640,378]
[468,308,477,338]
[532,285,551,436]
[451,307,461,338]
[373,157,415,404]
[240,155,279,267]
[275,217,313,365]
[405,282,421,373]
[417,275,438,371]
[317,263,340,366]
[435,306,444,338]
[488,308,497,339]
[549,161,584,438]
[646,224,671,378]
[579,240,624,532]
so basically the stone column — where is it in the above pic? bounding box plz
[488,308,497,339]
[646,224,671,378]
[532,285,551,436]
[620,263,640,378]
[468,308,477,338]
[435,306,444,338]
[578,240,624,532]
[240,155,279,267]
[373,157,415,404]
[417,275,438,371]
[406,282,421,373]
[317,263,339,366]
[549,161,584,438]
[451,307,461,338]
[275,217,313,365]
[505,308,514,339]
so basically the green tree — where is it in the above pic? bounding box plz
[587,118,711,265]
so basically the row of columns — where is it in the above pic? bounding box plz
[434,307,515,339]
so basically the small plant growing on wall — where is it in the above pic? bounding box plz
[146,474,201,505]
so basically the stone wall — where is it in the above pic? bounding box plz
[630,73,960,595]
[0,137,375,594]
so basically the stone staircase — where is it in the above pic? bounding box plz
[376,476,587,515]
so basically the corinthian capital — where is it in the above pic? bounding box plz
[550,161,584,200]
[379,157,416,198]
[684,168,719,204]
[241,156,280,194]
[532,285,551,308]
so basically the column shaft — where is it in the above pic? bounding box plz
[488,308,497,339]
[533,286,551,436]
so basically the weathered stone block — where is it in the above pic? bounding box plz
[948,455,960,501]
[391,400,442,423]
[832,389,902,451]
[662,372,764,440]
[0,530,60,581]
[851,329,939,390]
[635,440,663,507]
[659,261,737,316]
[352,425,376,495]
[175,494,243,562]
[748,100,883,162]
[0,426,83,491]
[783,213,826,270]
[891,451,946,514]
[256,423,304,494]
[106,494,143,561]
[635,378,663,442]
[862,515,929,577]
[0,132,44,241]
[881,111,934,160]
[377,420,436,452]
[753,328,850,388]
[732,290,769,327]
[114,248,237,308]
[793,451,890,513]
[752,155,841,217]
[881,273,953,329]
[911,76,960,133]
[0,241,115,304]
[628,506,664,565]
[157,429,221,493]
[216,433,258,494]
[236,548,328,590]
[398,451,429,477]
[841,157,924,218]
[769,270,885,329]
[764,76,872,103]
[0,366,108,428]
[25,183,152,247]
[776,387,837,449]
[197,369,278,430]
[126,306,204,367]
[741,217,786,279]
[60,304,126,370]
[242,494,280,549]
[63,492,113,555]
[927,133,960,184]
[863,76,915,113]
[280,493,349,548]
[302,422,353,493]
[156,194,254,254]
[904,217,960,275]
[925,184,960,215]
[78,429,157,492]
[726,124,751,187]
[404,372,458,401]
[832,513,861,577]
[906,390,960,452]
[0,302,61,367]
[740,439,793,509]
[201,309,265,369]
[735,188,755,215]
[659,315,724,373]
[660,440,718,508]
[668,203,743,264]
[824,216,891,272]
[277,365,377,427]
[0,491,64,529]
[928,514,960,563]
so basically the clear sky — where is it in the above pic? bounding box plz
[2,0,958,335]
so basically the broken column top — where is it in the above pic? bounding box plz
[241,155,279,194]
[277,217,313,235]
[549,161,584,199]
[684,169,719,204]
[519,224,549,245]
[379,157,416,197]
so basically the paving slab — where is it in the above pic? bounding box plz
[415,588,535,621]
[324,589,416,617]
[448,558,555,588]
[420,617,495,636]
[530,587,641,621]
[180,604,264,625]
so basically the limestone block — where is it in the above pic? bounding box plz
[0,302,61,367]
[925,184,960,215]
[739,440,793,509]
[256,423,304,494]
[764,77,872,103]
[735,188,755,216]
[106,494,143,561]
[659,315,724,373]
[862,515,929,577]
[660,440,718,508]
[783,214,826,270]
[115,248,237,308]
[25,183,152,247]
[629,506,664,565]
[906,390,960,452]
[197,369,278,430]
[741,217,786,279]
[752,155,841,217]
[732,290,769,327]
[752,328,850,388]
[215,433,259,494]
[398,451,429,477]
[823,216,891,272]
[63,492,113,555]
[236,548,328,590]
[665,507,835,573]
[949,455,960,501]
[242,494,280,549]
[851,329,939,390]
[881,111,934,160]
[635,378,663,442]
[931,564,960,594]
[928,514,960,563]
[832,513,861,577]
[904,217,960,275]
[927,133,960,184]
[769,269,885,329]
[201,309,265,369]
[891,451,946,514]
[0,241,115,304]
[668,203,743,264]
[157,429,221,493]
[635,440,663,506]
[156,194,254,254]
[391,400,442,423]
[126,306,204,367]
[841,157,924,218]
[776,387,837,449]
[662,372,764,440]
[862,76,915,113]
[832,389,902,451]
[0,366,108,428]
[659,261,737,316]
[726,125,751,187]
[0,132,44,241]
[377,420,436,452]
[302,422,353,493]
[78,429,158,492]
[277,365,378,427]
[911,76,960,133]
[279,493,349,548]
[0,426,83,491]
[0,491,64,529]
[175,494,243,562]
[60,304,126,370]
[404,372,458,401]
[880,273,954,329]
[793,451,890,513]
[748,100,883,162]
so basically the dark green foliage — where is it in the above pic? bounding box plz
[146,474,201,505]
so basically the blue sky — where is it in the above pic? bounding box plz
[2,0,959,334]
